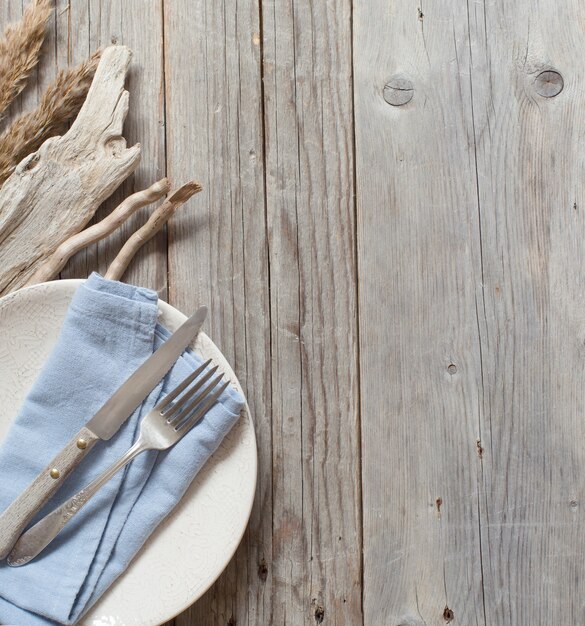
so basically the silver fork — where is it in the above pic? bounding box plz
[7,359,229,567]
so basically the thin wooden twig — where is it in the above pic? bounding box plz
[0,0,52,119]
[0,50,102,185]
[105,181,202,281]
[26,178,171,285]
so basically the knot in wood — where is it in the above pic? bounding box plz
[257,558,268,581]
[534,70,564,98]
[383,76,414,106]
[443,606,454,622]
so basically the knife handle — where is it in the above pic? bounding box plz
[0,426,100,560]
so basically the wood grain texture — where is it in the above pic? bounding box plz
[468,2,585,623]
[354,1,485,623]
[165,0,361,621]
[356,0,585,624]
[0,426,99,560]
[261,0,361,623]
[164,1,273,624]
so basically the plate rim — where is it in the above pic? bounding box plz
[0,278,258,625]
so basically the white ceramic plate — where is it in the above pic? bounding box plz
[0,280,257,625]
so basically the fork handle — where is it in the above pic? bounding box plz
[7,438,149,566]
[0,427,100,560]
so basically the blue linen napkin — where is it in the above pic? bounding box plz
[0,273,244,625]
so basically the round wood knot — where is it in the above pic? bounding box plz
[314,605,325,623]
[383,76,414,106]
[534,70,564,98]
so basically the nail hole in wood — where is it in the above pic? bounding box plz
[476,439,484,458]
[447,363,457,375]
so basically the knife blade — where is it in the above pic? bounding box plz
[0,305,207,559]
[87,305,207,439]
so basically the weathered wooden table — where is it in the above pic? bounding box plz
[3,0,582,624]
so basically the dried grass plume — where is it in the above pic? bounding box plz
[0,0,53,119]
[0,50,102,185]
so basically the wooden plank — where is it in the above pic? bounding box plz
[166,0,361,623]
[261,0,362,623]
[354,1,486,623]
[60,0,167,296]
[467,1,585,622]
[163,0,273,624]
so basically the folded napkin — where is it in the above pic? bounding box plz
[0,273,244,625]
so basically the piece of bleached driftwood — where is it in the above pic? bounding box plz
[105,181,201,281]
[26,178,170,285]
[0,45,140,296]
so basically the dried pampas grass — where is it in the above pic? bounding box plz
[0,0,53,119]
[0,50,102,185]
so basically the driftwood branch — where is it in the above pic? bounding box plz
[105,181,201,281]
[0,45,140,296]
[26,178,170,285]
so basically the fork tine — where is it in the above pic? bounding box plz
[172,376,227,432]
[156,359,212,413]
[163,366,219,424]
[175,381,231,433]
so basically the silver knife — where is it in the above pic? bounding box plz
[0,305,207,559]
